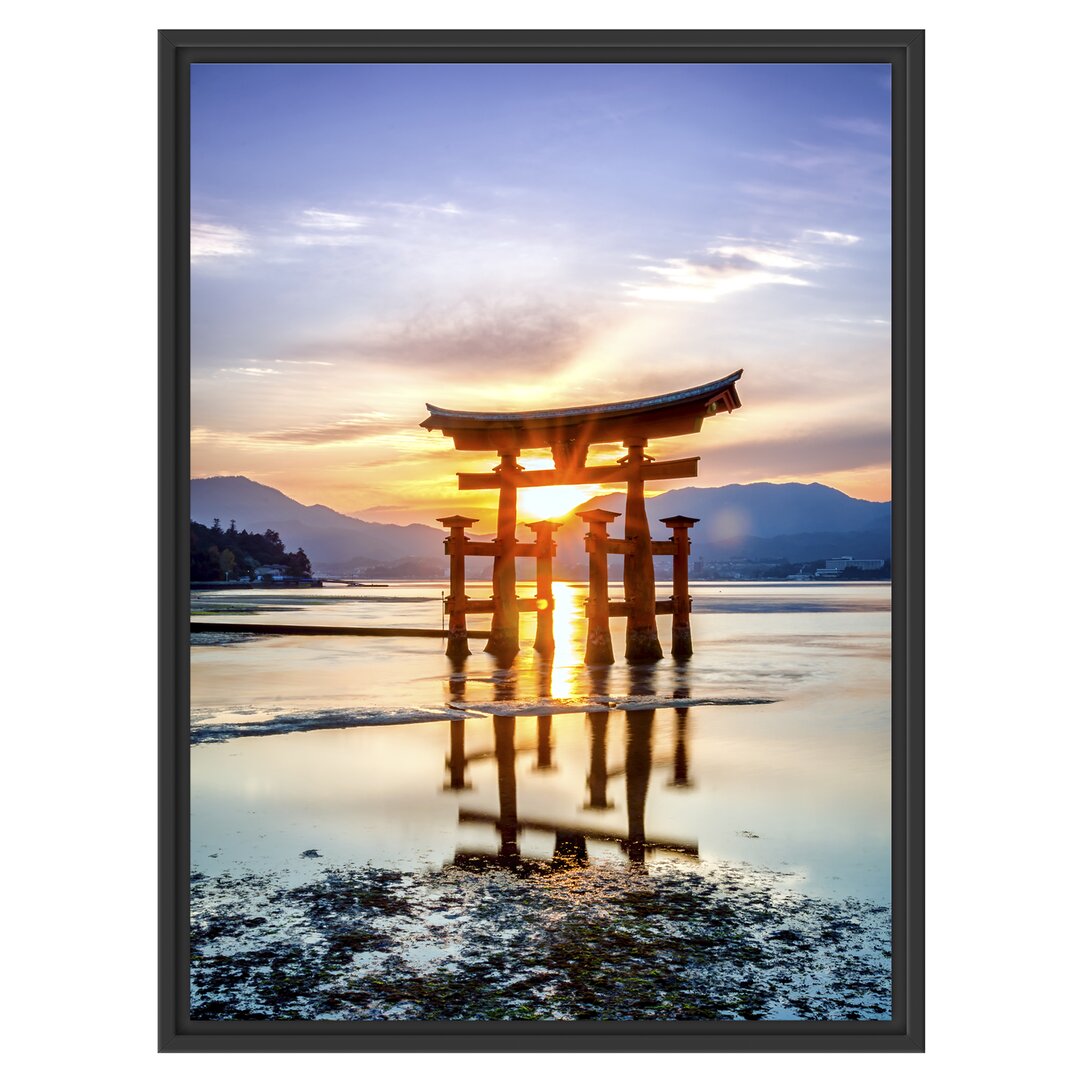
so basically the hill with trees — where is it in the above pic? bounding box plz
[190,518,312,582]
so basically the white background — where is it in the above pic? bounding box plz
[3,2,1076,1075]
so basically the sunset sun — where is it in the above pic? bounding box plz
[516,484,601,523]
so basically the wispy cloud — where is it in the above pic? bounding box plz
[624,223,873,304]
[295,298,599,374]
[816,315,890,330]
[289,207,372,248]
[217,366,279,377]
[289,232,372,248]
[625,252,810,304]
[802,229,860,246]
[697,422,892,481]
[299,209,369,230]
[249,201,467,253]
[191,412,403,450]
[708,243,813,271]
[205,358,336,376]
[251,413,398,446]
[375,200,465,217]
[191,221,251,262]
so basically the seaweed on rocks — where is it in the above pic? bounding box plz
[191,859,890,1022]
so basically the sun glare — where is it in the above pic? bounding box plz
[517,485,599,523]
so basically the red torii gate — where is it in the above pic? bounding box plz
[422,371,743,663]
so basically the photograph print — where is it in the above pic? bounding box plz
[184,54,902,1030]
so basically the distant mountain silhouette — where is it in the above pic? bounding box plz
[191,476,890,576]
[553,482,891,573]
[570,482,888,536]
[190,476,445,570]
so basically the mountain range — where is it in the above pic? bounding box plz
[191,476,890,576]
[190,476,445,573]
[555,483,890,571]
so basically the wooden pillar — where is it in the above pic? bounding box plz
[660,515,699,659]
[486,451,521,659]
[493,715,519,859]
[624,710,654,864]
[577,508,620,665]
[535,715,554,770]
[444,719,470,791]
[437,515,478,661]
[622,439,663,662]
[670,707,691,788]
[526,519,560,655]
[585,713,612,809]
[585,667,612,809]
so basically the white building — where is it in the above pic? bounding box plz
[253,564,289,581]
[815,555,886,578]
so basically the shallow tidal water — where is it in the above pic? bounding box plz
[189,581,892,1020]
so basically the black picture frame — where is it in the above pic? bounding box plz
[160,28,924,1053]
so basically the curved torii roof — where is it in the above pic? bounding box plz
[420,370,742,452]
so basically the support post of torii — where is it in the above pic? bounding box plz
[486,451,521,661]
[526,519,560,656]
[660,515,699,659]
[578,508,620,665]
[622,439,663,663]
[437,515,478,662]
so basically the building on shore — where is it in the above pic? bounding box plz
[814,556,886,579]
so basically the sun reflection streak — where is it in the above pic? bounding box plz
[549,581,586,699]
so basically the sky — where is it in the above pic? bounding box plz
[190,63,891,528]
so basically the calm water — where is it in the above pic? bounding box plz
[190,581,891,904]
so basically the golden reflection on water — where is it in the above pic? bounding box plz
[549,581,585,700]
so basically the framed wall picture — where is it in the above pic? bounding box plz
[160,28,924,1052]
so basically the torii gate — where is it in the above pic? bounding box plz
[421,371,743,663]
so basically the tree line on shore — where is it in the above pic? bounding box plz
[191,519,312,582]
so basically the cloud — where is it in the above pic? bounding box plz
[625,255,810,304]
[217,366,279,377]
[696,423,892,481]
[815,315,890,335]
[708,243,813,270]
[625,224,873,304]
[249,413,399,445]
[295,297,599,374]
[191,412,404,450]
[191,221,251,262]
[275,201,467,251]
[802,229,860,246]
[289,232,372,248]
[289,208,372,248]
[299,209,369,230]
[375,200,465,217]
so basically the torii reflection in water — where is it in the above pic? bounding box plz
[444,662,556,796]
[444,663,697,868]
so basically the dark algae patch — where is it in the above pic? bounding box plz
[191,860,890,1021]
